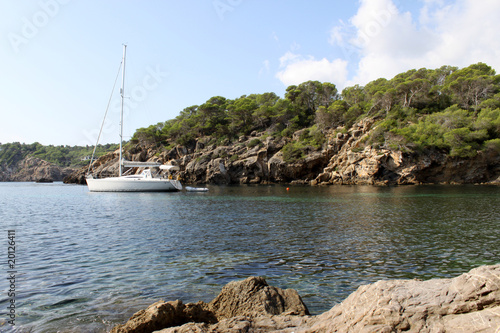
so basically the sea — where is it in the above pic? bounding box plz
[0,182,499,332]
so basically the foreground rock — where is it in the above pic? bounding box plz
[306,264,500,333]
[109,265,500,333]
[110,276,309,333]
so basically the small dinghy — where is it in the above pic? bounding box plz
[185,186,209,192]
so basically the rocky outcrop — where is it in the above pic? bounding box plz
[208,276,309,320]
[176,134,325,185]
[109,276,309,333]
[311,118,500,186]
[305,264,500,333]
[65,149,121,185]
[64,119,500,186]
[0,157,74,182]
[109,300,216,333]
[109,265,500,333]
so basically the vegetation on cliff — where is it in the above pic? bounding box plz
[131,62,500,159]
[0,142,118,168]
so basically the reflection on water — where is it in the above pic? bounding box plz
[0,183,499,332]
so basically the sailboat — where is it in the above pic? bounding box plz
[86,45,183,192]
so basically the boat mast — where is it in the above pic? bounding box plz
[119,44,127,177]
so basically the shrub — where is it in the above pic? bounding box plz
[282,141,306,163]
[247,138,262,148]
[280,127,294,138]
[484,138,500,153]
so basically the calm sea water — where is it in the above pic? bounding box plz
[0,182,499,332]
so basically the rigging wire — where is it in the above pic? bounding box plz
[87,60,123,175]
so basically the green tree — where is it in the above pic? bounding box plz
[227,96,258,136]
[443,63,500,112]
[251,92,280,129]
[195,96,228,136]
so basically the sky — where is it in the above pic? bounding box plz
[1,0,500,146]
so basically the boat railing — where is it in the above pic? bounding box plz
[86,168,179,180]
[86,171,116,179]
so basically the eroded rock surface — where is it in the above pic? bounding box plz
[305,264,500,333]
[64,119,500,186]
[110,276,309,333]
[109,265,500,333]
[208,276,309,320]
[0,157,74,182]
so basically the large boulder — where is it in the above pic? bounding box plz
[109,276,309,333]
[109,300,215,333]
[208,276,309,320]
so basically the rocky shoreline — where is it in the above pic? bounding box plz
[0,156,75,182]
[108,264,500,333]
[63,118,500,186]
[3,119,498,185]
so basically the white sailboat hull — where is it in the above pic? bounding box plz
[86,176,182,192]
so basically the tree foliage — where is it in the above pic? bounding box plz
[129,81,339,147]
[126,63,500,159]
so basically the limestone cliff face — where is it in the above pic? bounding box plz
[0,157,74,182]
[314,118,500,185]
[64,119,500,186]
[176,135,327,185]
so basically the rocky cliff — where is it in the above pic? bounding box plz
[108,265,500,333]
[0,156,75,182]
[314,118,500,185]
[64,119,500,186]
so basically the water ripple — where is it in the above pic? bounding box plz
[0,183,498,332]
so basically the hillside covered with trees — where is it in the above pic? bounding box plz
[0,142,118,169]
[0,143,118,182]
[130,62,500,161]
[14,62,500,185]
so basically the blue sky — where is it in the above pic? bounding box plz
[1,0,499,146]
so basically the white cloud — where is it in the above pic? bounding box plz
[346,0,440,84]
[328,23,345,46]
[337,0,500,86]
[258,59,270,77]
[290,41,301,52]
[271,31,280,45]
[276,52,348,88]
[278,51,301,67]
[424,0,500,65]
[276,0,500,89]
